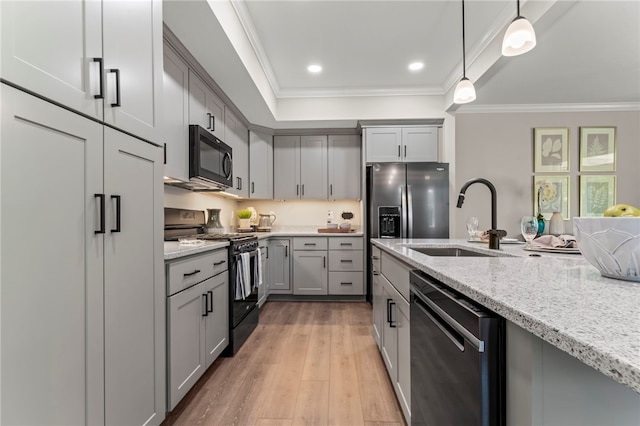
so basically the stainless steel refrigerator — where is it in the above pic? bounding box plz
[366,162,449,300]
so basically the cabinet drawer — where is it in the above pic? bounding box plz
[329,250,363,271]
[329,237,363,250]
[329,272,364,295]
[293,237,328,250]
[167,249,228,296]
[381,251,410,302]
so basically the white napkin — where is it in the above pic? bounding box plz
[532,234,577,248]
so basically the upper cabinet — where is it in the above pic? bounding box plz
[1,0,163,144]
[249,131,274,199]
[328,135,361,200]
[188,70,225,141]
[274,135,328,200]
[365,127,439,163]
[225,110,249,197]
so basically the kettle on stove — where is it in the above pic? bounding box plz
[257,213,276,230]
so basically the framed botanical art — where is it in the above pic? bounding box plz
[580,175,616,217]
[533,175,570,220]
[534,127,570,172]
[579,127,616,172]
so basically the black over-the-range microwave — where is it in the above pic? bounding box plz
[184,124,233,190]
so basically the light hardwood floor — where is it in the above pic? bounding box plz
[163,302,406,426]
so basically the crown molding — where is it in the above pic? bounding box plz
[277,86,445,99]
[454,102,640,114]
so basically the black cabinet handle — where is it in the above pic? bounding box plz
[340,243,352,246]
[110,195,121,233]
[213,260,226,266]
[340,259,353,263]
[266,246,269,259]
[404,145,407,157]
[323,256,326,269]
[373,271,380,276]
[296,184,299,196]
[210,114,215,131]
[92,58,104,99]
[207,290,213,313]
[372,256,379,260]
[304,243,316,246]
[95,194,105,234]
[285,246,288,257]
[163,143,167,165]
[236,177,242,190]
[301,184,305,196]
[251,182,255,194]
[206,113,212,130]
[202,294,208,317]
[330,184,333,196]
[107,68,121,107]
[340,282,353,285]
[184,269,201,277]
[397,145,401,157]
[389,300,397,328]
[386,298,393,325]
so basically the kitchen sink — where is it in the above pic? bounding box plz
[410,247,495,257]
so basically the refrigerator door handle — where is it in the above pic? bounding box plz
[400,185,407,238]
[407,184,413,238]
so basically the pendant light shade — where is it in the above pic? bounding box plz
[502,1,537,56]
[454,77,476,104]
[454,0,475,105]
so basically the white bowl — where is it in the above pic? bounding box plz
[573,217,640,282]
[326,223,338,229]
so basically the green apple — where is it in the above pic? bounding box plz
[603,204,640,217]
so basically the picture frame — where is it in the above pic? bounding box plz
[580,175,616,217]
[534,127,570,172]
[533,175,570,220]
[579,127,616,172]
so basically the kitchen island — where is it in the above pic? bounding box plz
[373,238,640,425]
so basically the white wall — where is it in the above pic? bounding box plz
[454,111,640,239]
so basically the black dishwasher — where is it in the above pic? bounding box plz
[410,270,505,426]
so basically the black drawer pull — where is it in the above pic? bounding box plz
[340,243,352,246]
[184,269,201,277]
[207,290,213,313]
[107,68,121,107]
[202,294,208,317]
[213,260,226,266]
[92,57,104,99]
[340,282,353,285]
[110,195,121,233]
[94,194,105,234]
[304,243,316,246]
[340,259,353,263]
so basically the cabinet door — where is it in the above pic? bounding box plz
[162,43,190,181]
[381,276,398,383]
[293,251,328,295]
[103,0,163,144]
[203,273,229,368]
[396,298,411,422]
[103,127,165,426]
[0,0,103,119]
[226,110,249,197]
[365,128,402,163]
[402,127,439,162]
[188,70,211,132]
[1,85,104,425]
[300,135,328,199]
[258,244,268,306]
[268,239,291,294]
[273,136,301,199]
[167,282,206,411]
[207,86,225,141]
[328,135,361,199]
[372,272,384,349]
[249,131,274,199]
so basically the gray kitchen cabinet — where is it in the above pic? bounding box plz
[328,134,361,199]
[293,237,328,295]
[328,237,364,295]
[226,110,249,197]
[1,0,163,145]
[249,131,274,199]
[381,275,398,381]
[371,245,383,349]
[167,258,228,411]
[1,85,165,426]
[365,127,439,163]
[268,239,292,294]
[162,42,190,181]
[273,135,327,200]
[395,294,411,421]
[189,69,225,141]
[258,240,269,306]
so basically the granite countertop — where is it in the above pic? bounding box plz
[372,238,640,394]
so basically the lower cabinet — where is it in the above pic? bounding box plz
[375,247,411,424]
[268,238,291,294]
[328,237,364,295]
[258,240,268,306]
[293,237,328,295]
[167,251,229,411]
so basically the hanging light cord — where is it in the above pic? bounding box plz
[461,0,467,78]
[516,0,521,17]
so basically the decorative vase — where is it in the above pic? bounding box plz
[549,211,564,235]
[536,217,545,236]
[238,218,250,229]
[205,208,223,234]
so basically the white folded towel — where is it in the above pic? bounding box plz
[256,247,263,288]
[235,252,252,300]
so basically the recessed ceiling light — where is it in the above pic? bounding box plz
[408,62,424,71]
[307,64,322,73]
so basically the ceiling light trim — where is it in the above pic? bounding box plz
[276,86,446,99]
[454,102,640,114]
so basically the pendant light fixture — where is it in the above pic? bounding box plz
[453,0,476,104]
[502,0,537,56]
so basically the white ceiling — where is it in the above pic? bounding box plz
[163,0,640,128]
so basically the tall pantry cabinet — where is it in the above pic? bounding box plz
[0,1,166,425]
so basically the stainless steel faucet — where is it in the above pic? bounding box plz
[456,178,505,249]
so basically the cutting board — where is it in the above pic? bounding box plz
[317,228,356,233]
